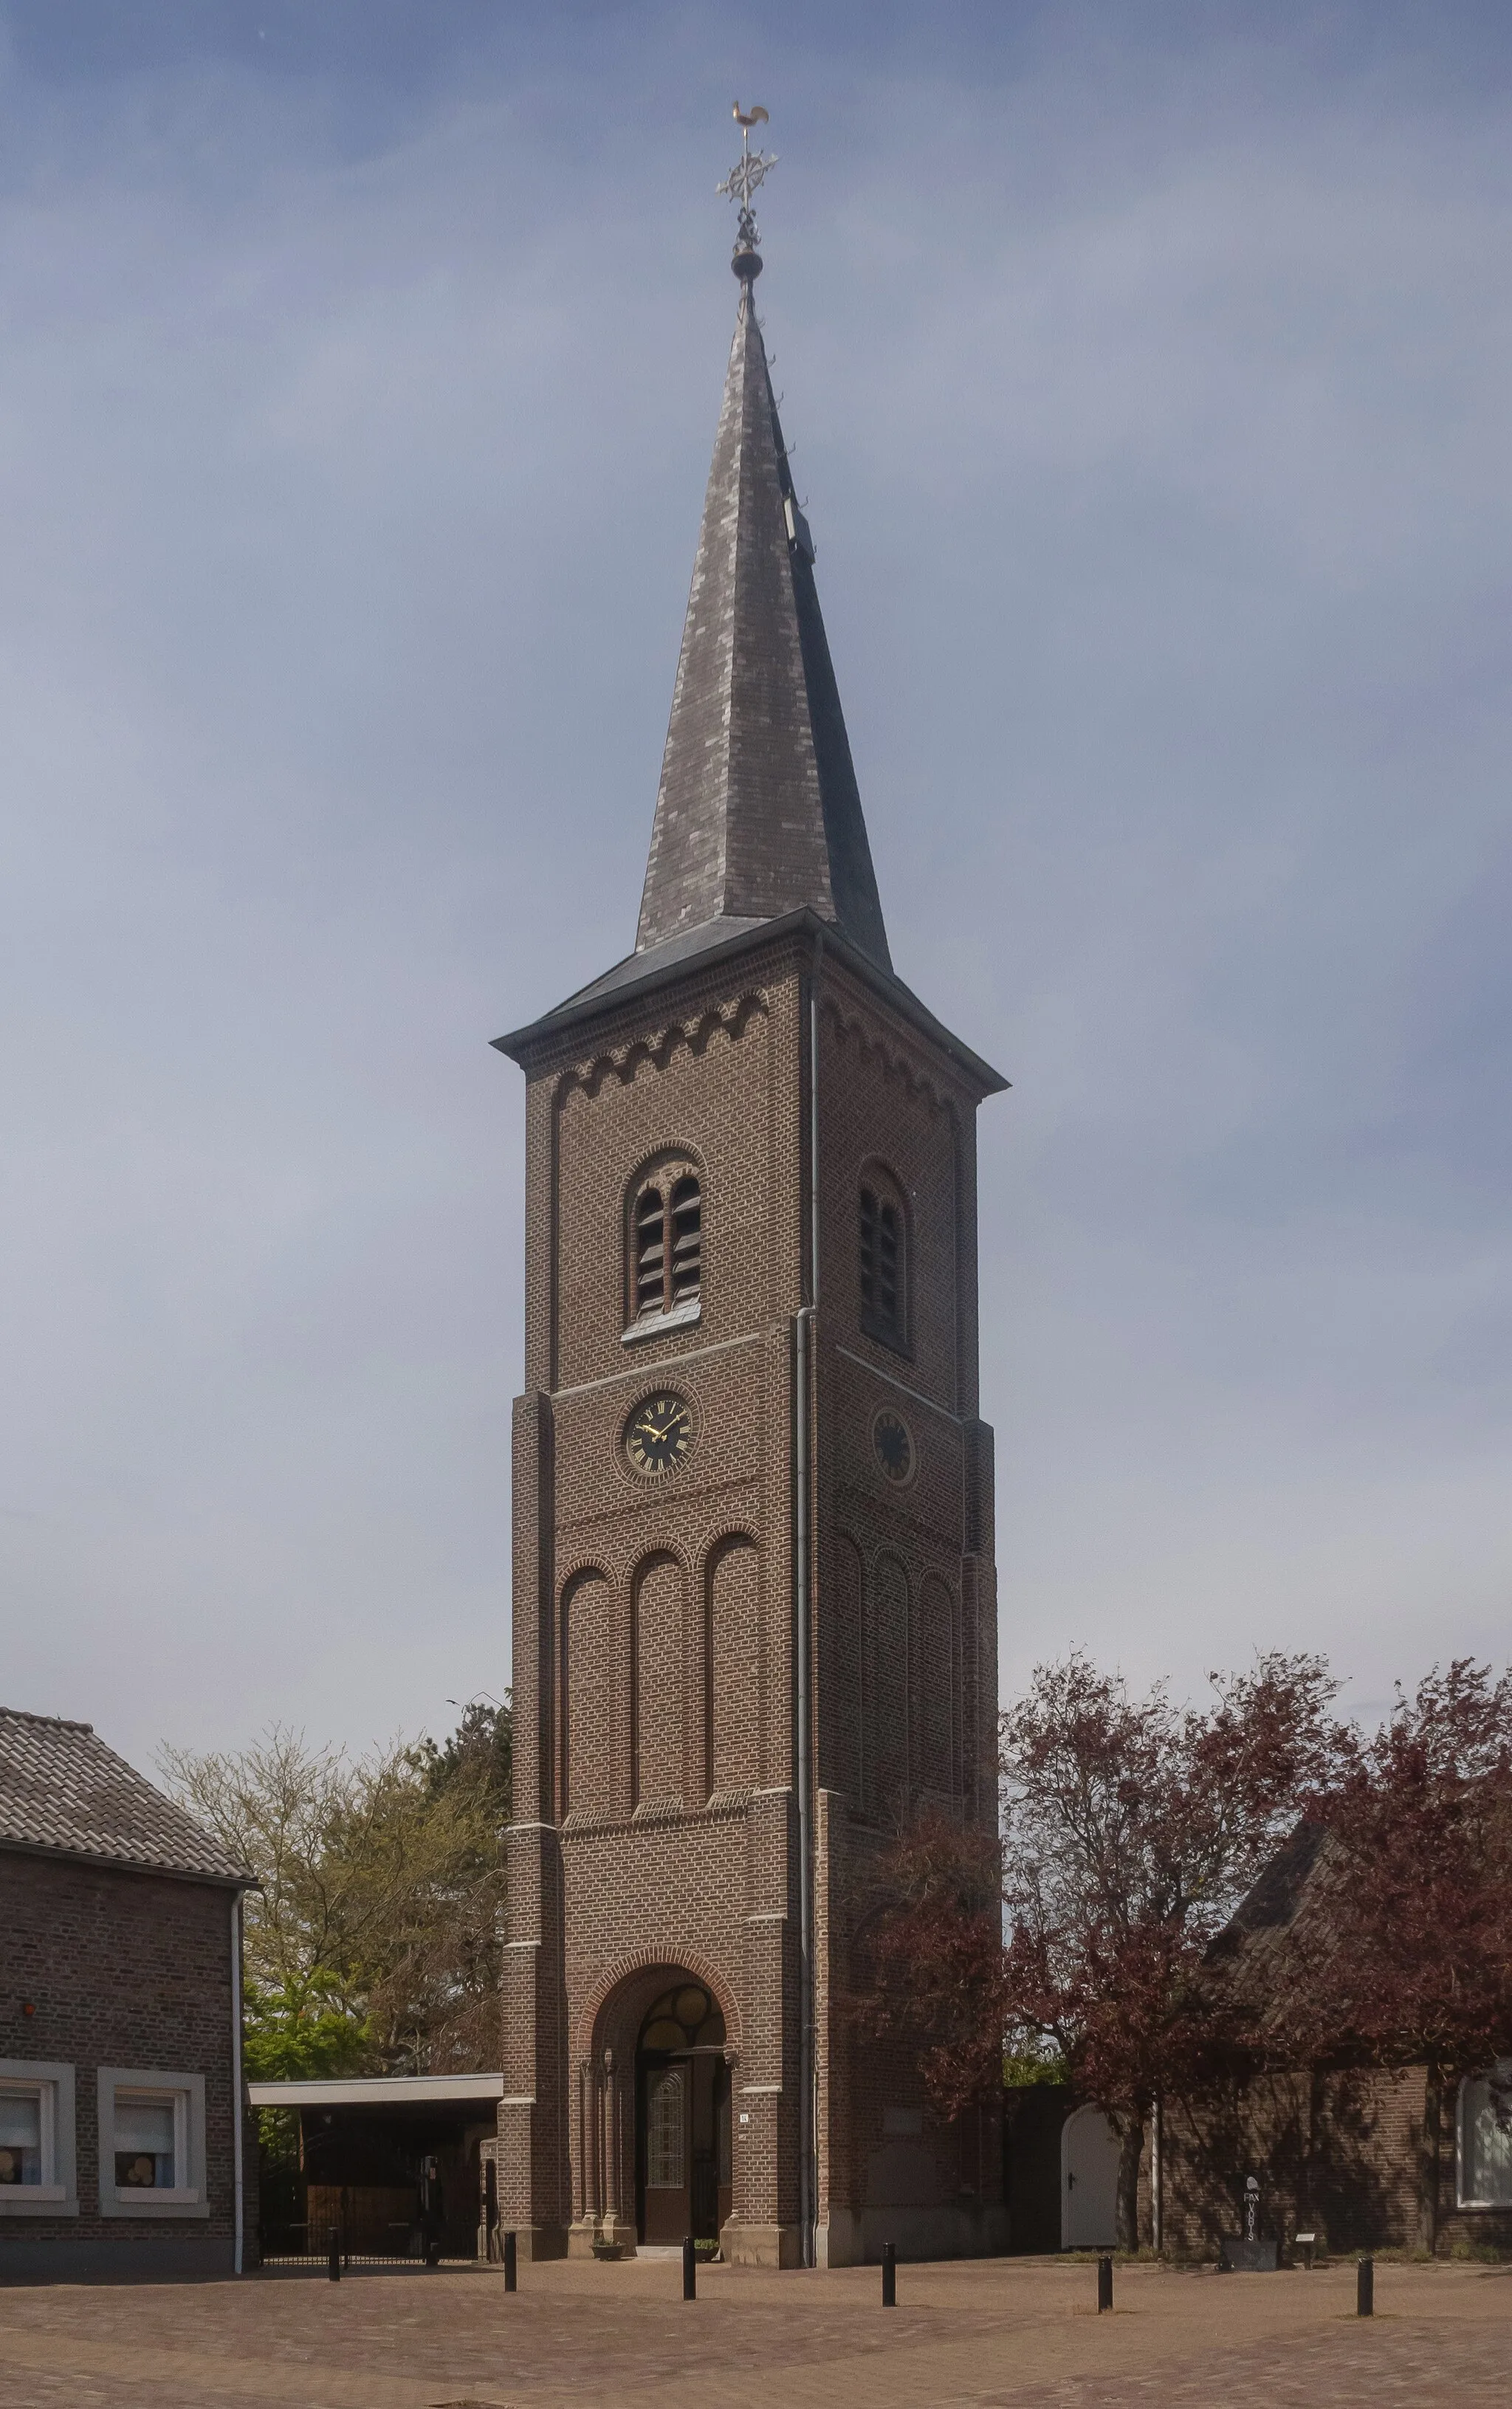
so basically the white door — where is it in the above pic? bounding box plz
[1061,2106,1120,2249]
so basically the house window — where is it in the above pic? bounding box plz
[97,2069,207,2218]
[114,2093,180,2191]
[859,1174,907,1350]
[0,2060,75,2214]
[626,1161,702,1335]
[1459,2063,1512,2208]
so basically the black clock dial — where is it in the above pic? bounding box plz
[873,1408,914,1485]
[625,1392,694,1479]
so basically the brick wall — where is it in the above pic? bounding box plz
[1161,2066,1512,2258]
[0,1849,243,2276]
[500,924,1006,2262]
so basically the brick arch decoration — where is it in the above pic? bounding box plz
[829,1530,865,1804]
[556,1561,616,1824]
[626,1139,707,1191]
[917,1571,958,1799]
[557,1553,616,1596]
[625,1538,693,1586]
[577,1944,743,2064]
[694,1524,758,1585]
[820,994,956,1120]
[554,992,769,1108]
[868,1547,912,1820]
[701,1529,761,1797]
[630,1548,688,1809]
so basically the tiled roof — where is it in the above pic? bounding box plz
[0,1707,250,1886]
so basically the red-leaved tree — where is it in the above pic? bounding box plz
[1265,1659,1512,2237]
[997,1652,1350,2246]
[859,1651,1349,2249]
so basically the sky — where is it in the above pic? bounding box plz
[1,1,1509,1773]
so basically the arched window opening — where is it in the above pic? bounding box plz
[859,1174,907,1351]
[629,1161,702,1326]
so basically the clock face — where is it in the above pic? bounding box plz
[625,1391,694,1479]
[873,1407,915,1486]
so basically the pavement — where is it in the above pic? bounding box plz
[0,2252,1507,2408]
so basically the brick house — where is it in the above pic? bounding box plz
[1152,1826,1512,2260]
[490,217,1008,2267]
[0,1706,254,2281]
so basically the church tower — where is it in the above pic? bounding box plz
[492,142,1007,2267]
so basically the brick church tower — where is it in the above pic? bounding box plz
[492,183,1007,2267]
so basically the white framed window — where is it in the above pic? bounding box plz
[0,2059,77,2215]
[97,2068,208,2219]
[1458,2061,1512,2210]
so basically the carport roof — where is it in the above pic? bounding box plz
[247,2074,506,2108]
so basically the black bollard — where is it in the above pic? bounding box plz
[504,2230,518,2293]
[1097,2254,1113,2313]
[1357,2257,1373,2317]
[327,2233,340,2282]
[683,2236,697,2300]
[882,2241,897,2306]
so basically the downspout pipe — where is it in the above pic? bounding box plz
[230,1889,245,2275]
[794,929,822,2268]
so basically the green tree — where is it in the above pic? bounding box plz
[161,1697,512,2080]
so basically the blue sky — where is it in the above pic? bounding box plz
[1,2,1509,1769]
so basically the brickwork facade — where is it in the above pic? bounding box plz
[0,1849,247,2281]
[493,250,1008,2267]
[1160,2066,1512,2261]
[496,919,1006,2267]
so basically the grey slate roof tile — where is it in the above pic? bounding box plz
[0,1705,250,1886]
[636,281,892,973]
[492,265,1006,1098]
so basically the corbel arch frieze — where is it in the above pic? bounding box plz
[552,990,769,1109]
[819,994,955,1119]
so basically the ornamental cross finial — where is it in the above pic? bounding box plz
[718,103,777,270]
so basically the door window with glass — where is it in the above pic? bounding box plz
[635,1981,730,2246]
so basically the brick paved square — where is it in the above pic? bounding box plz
[0,2255,1507,2408]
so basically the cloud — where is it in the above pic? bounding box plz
[0,4,1507,1764]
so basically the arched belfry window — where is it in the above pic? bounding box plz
[628,1157,702,1327]
[859,1169,908,1352]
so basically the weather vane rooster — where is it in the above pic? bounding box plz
[718,103,777,274]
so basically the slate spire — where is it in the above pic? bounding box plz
[634,273,892,972]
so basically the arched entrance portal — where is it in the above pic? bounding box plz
[636,1980,731,2246]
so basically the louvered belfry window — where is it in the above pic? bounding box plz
[632,1165,702,1321]
[859,1178,905,1348]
